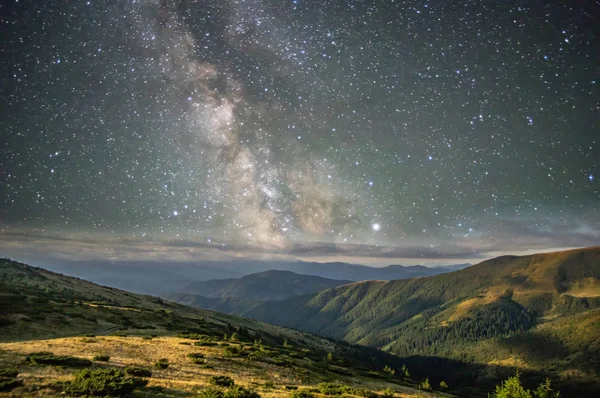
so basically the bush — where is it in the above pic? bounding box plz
[291,389,315,398]
[210,375,235,387]
[353,388,377,398]
[195,341,218,347]
[154,358,169,369]
[188,353,206,364]
[124,366,152,378]
[439,380,448,389]
[26,352,92,367]
[316,383,374,398]
[224,385,260,398]
[263,381,275,389]
[198,386,224,398]
[223,346,248,358]
[380,388,395,398]
[318,382,352,396]
[93,355,110,362]
[419,378,431,391]
[62,368,146,396]
[0,369,18,378]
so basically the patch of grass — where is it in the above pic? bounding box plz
[154,358,169,369]
[124,366,152,378]
[93,354,110,361]
[62,368,147,397]
[26,351,92,367]
[210,375,235,387]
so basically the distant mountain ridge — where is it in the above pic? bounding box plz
[174,270,353,300]
[33,258,468,296]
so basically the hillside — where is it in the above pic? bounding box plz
[0,258,452,398]
[173,270,353,300]
[176,247,600,396]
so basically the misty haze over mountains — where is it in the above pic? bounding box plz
[32,258,470,296]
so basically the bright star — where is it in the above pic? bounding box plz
[372,223,381,231]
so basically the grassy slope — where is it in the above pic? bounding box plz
[222,247,600,396]
[0,258,446,398]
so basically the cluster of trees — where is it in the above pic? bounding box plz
[390,300,533,357]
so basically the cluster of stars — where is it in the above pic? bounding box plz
[0,0,597,254]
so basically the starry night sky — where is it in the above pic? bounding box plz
[1,0,598,265]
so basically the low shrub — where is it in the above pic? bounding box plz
[197,386,224,398]
[0,369,18,378]
[263,381,275,389]
[26,352,92,368]
[354,388,378,398]
[188,353,206,364]
[62,368,146,396]
[291,390,316,398]
[195,341,218,346]
[93,355,110,362]
[210,375,235,387]
[124,366,152,378]
[285,385,298,390]
[317,382,347,395]
[223,346,247,357]
[154,358,169,369]
[317,382,374,397]
[224,385,260,398]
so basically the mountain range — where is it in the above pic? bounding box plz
[35,258,468,295]
[169,247,600,397]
